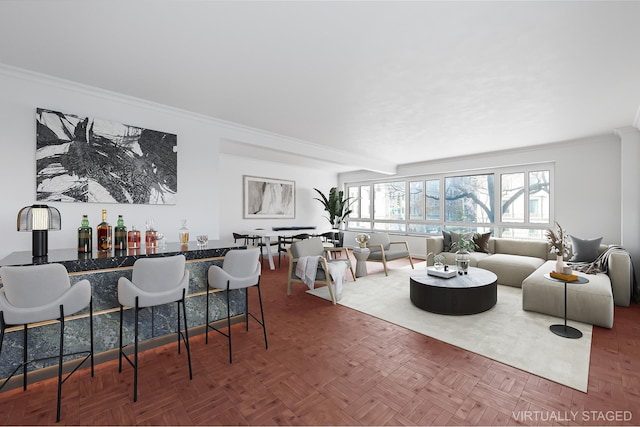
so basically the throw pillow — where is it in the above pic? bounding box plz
[569,235,603,262]
[473,232,491,253]
[442,230,452,252]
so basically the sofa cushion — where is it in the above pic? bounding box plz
[477,253,545,287]
[522,260,613,328]
[437,251,490,267]
[493,238,550,260]
[569,235,603,262]
[368,247,410,261]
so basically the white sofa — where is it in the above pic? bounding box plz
[426,236,633,328]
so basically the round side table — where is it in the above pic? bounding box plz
[352,247,370,277]
[544,273,589,339]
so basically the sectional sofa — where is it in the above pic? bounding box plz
[426,236,633,328]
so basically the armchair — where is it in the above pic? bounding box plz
[286,238,355,304]
[366,232,414,276]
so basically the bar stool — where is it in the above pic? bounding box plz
[117,254,192,402]
[0,263,94,422]
[206,248,267,363]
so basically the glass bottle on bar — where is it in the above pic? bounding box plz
[97,209,112,252]
[114,215,127,250]
[127,225,141,249]
[178,219,189,244]
[145,219,157,248]
[77,214,92,253]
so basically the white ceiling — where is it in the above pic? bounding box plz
[1,0,639,174]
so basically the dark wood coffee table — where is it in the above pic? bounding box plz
[410,266,498,315]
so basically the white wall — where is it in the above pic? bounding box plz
[340,134,625,258]
[0,67,338,261]
[217,154,338,244]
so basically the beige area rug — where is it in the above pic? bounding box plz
[307,262,592,392]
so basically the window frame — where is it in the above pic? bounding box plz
[345,162,554,239]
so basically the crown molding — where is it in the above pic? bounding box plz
[0,62,397,175]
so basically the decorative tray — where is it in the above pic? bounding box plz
[427,267,457,279]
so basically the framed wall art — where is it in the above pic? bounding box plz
[36,108,177,204]
[243,175,295,219]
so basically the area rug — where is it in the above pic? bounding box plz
[307,262,592,392]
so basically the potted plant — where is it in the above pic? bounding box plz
[313,187,355,247]
[433,254,446,270]
[313,187,355,230]
[451,234,478,275]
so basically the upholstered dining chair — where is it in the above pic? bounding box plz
[366,232,415,276]
[207,248,266,363]
[286,238,356,305]
[0,263,94,422]
[232,232,261,246]
[117,254,192,402]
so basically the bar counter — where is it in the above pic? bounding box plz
[0,241,244,382]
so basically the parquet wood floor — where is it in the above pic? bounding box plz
[1,255,639,426]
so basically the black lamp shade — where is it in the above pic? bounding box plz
[17,204,61,257]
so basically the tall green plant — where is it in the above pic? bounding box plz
[313,187,354,229]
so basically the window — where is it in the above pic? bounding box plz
[374,182,405,220]
[445,174,494,223]
[345,163,553,238]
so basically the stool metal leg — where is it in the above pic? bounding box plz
[22,324,27,391]
[226,282,232,364]
[205,285,210,344]
[257,280,268,349]
[134,296,139,402]
[118,305,124,373]
[245,288,249,331]
[57,305,64,423]
[90,298,95,377]
[181,289,193,380]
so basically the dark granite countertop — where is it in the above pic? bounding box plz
[0,241,244,273]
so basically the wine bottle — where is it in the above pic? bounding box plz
[77,214,92,253]
[114,215,127,250]
[179,219,189,244]
[97,209,112,251]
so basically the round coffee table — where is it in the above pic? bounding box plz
[410,266,498,315]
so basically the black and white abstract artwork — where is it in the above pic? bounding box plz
[243,176,295,219]
[36,108,177,204]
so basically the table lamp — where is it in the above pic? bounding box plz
[17,204,61,257]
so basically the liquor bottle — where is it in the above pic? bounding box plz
[127,226,141,249]
[145,219,157,248]
[114,215,127,250]
[77,214,92,253]
[97,209,113,251]
[178,219,189,244]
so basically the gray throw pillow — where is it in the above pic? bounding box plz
[569,235,603,262]
[442,230,452,252]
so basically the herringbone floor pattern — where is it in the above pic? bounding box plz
[0,255,639,426]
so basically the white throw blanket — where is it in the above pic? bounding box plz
[295,256,320,289]
[327,261,349,300]
[295,256,349,301]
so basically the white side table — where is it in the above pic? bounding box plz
[352,247,370,277]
